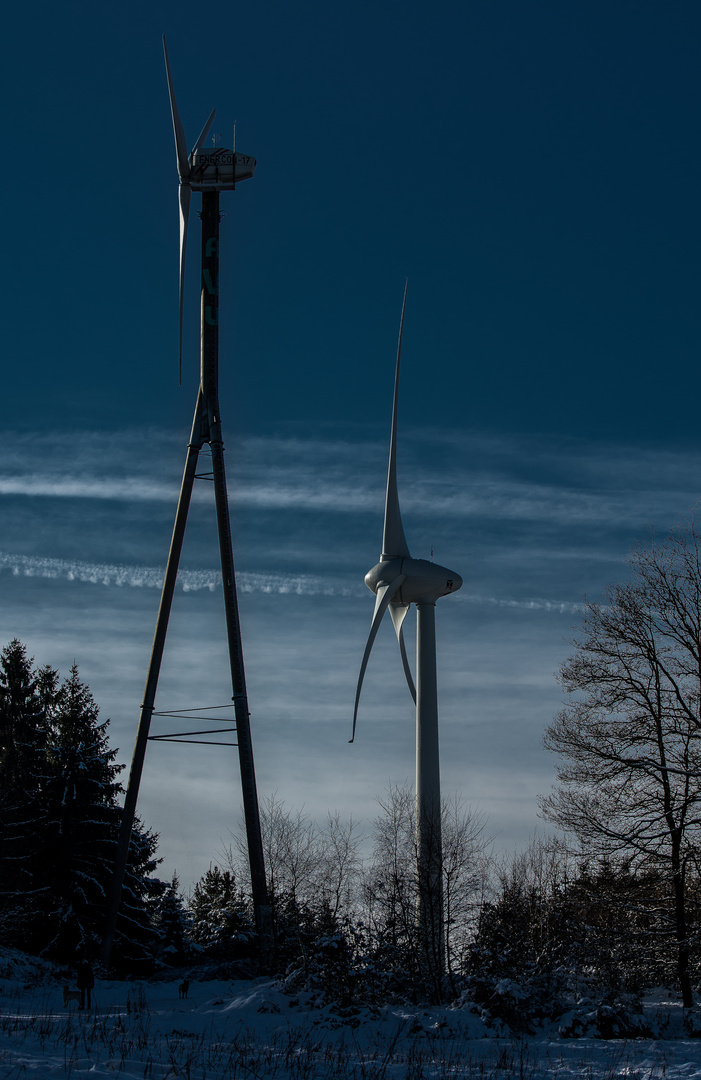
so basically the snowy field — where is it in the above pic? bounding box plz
[2,957,701,1078]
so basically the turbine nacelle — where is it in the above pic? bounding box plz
[189,147,257,190]
[365,558,462,606]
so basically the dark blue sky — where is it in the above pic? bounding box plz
[1,1,700,884]
[2,0,699,442]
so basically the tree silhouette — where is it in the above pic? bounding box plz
[541,523,701,1009]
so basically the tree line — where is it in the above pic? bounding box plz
[0,639,159,970]
[3,523,701,1020]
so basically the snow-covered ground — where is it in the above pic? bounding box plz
[2,958,701,1078]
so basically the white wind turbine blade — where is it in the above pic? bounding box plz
[390,602,416,703]
[163,36,190,181]
[382,280,411,560]
[350,575,406,743]
[163,37,193,384]
[177,183,191,385]
[192,107,216,157]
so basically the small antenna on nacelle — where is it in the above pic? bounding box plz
[233,121,237,153]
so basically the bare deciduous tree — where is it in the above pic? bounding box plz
[540,524,701,1008]
[318,810,363,920]
[364,782,491,998]
[442,795,492,985]
[227,794,363,914]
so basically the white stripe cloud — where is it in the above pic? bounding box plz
[0,552,361,596]
[0,551,579,610]
[457,592,583,614]
[0,552,216,591]
[0,477,178,502]
[1,428,698,528]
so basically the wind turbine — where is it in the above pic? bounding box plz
[101,39,270,965]
[162,39,255,383]
[352,283,463,974]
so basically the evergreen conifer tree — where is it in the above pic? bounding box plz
[113,818,162,973]
[42,664,123,959]
[0,640,162,970]
[189,866,252,955]
[0,640,52,950]
[155,873,192,964]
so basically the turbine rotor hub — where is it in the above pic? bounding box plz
[365,557,462,605]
